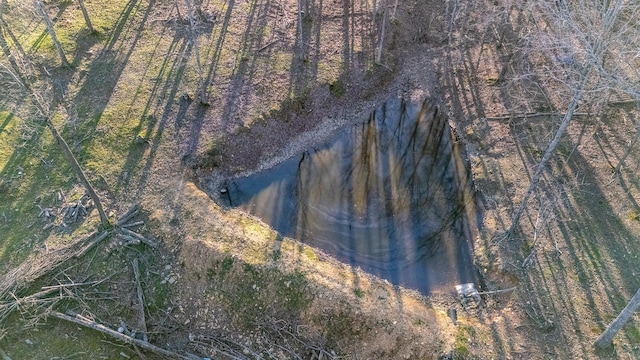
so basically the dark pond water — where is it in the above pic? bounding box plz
[224,98,480,294]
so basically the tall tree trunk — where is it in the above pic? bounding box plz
[0,17,28,60]
[6,44,110,227]
[296,0,303,54]
[0,0,27,65]
[614,120,640,173]
[174,0,184,22]
[34,0,70,67]
[376,1,387,65]
[45,118,110,227]
[507,70,590,235]
[594,288,640,349]
[0,23,22,83]
[185,0,207,104]
[0,31,26,85]
[77,0,94,33]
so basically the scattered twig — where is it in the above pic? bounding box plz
[258,39,279,52]
[41,281,99,290]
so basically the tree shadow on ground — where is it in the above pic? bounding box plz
[439,0,640,358]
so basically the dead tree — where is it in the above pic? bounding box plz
[0,17,26,58]
[2,53,109,227]
[77,0,94,33]
[34,0,69,67]
[508,71,590,234]
[45,115,110,227]
[0,4,23,82]
[376,0,388,65]
[507,0,640,234]
[613,112,640,174]
[594,287,640,349]
[185,0,207,104]
[0,2,108,226]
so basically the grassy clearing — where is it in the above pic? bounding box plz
[0,111,84,267]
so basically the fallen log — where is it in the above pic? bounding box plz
[49,310,196,359]
[121,221,144,228]
[117,204,139,226]
[132,258,148,343]
[74,231,110,258]
[117,234,141,246]
[120,228,158,248]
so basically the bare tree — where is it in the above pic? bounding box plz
[34,0,69,67]
[594,287,640,349]
[613,110,640,173]
[185,0,207,104]
[173,0,184,22]
[0,25,109,227]
[375,0,388,65]
[0,1,28,62]
[0,2,22,81]
[45,109,110,227]
[507,0,640,234]
[77,0,94,33]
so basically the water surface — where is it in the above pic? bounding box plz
[225,98,479,294]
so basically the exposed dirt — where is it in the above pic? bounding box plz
[134,0,640,358]
[2,0,639,358]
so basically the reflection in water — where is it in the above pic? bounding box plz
[226,98,479,294]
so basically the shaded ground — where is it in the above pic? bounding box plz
[0,0,639,359]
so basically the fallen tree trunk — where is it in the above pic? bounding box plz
[49,310,196,359]
[594,287,640,349]
[132,258,148,342]
[45,120,110,228]
[120,228,157,248]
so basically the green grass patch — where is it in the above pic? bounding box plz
[329,78,346,97]
[208,256,314,326]
[302,246,319,261]
[453,324,474,359]
[0,112,85,267]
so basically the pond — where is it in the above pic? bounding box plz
[224,98,480,294]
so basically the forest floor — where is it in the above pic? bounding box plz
[0,0,639,359]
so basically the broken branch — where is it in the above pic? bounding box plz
[117,204,139,226]
[477,286,517,295]
[75,231,110,258]
[49,310,193,359]
[132,258,148,343]
[120,221,144,228]
[120,228,157,248]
